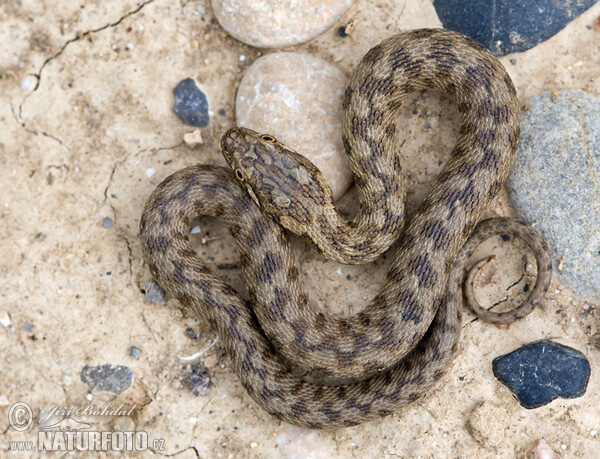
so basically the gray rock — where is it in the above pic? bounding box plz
[173,78,209,127]
[101,217,113,229]
[80,364,133,394]
[144,280,166,304]
[506,90,599,300]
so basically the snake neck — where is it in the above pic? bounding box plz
[304,199,405,264]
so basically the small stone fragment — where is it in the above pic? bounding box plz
[21,323,35,333]
[236,52,352,199]
[212,0,353,48]
[21,75,38,91]
[182,363,211,396]
[144,280,166,304]
[531,439,560,459]
[506,90,600,300]
[80,364,133,394]
[0,311,12,327]
[173,78,209,127]
[492,340,591,409]
[101,217,114,229]
[183,129,204,147]
[129,346,141,359]
[185,327,198,340]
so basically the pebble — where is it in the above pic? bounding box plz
[80,364,133,395]
[531,439,560,459]
[173,78,210,127]
[492,340,591,409]
[183,129,204,147]
[236,52,352,199]
[185,327,199,340]
[144,280,166,304]
[129,346,141,360]
[212,0,353,48]
[0,311,11,327]
[433,0,597,55]
[21,75,38,92]
[101,217,114,229]
[506,90,600,301]
[182,363,211,396]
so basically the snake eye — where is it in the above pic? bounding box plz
[234,169,245,182]
[261,134,276,143]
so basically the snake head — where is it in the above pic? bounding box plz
[220,127,333,229]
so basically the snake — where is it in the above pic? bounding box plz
[139,29,552,427]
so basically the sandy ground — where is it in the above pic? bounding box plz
[1,0,599,457]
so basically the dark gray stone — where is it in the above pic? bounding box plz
[80,364,133,394]
[173,78,209,127]
[506,90,600,301]
[493,340,590,409]
[434,0,597,56]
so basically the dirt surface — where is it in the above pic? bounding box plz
[1,1,599,457]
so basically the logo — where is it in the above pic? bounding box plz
[39,417,92,432]
[6,402,166,453]
[8,402,33,432]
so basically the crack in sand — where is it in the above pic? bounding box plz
[31,0,156,94]
[15,0,156,142]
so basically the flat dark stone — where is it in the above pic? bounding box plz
[433,0,597,55]
[173,78,209,127]
[492,340,590,409]
[80,364,133,394]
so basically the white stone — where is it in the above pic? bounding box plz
[212,0,353,48]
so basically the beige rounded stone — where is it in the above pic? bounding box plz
[235,52,353,200]
[212,0,353,48]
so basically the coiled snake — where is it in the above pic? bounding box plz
[140,29,552,428]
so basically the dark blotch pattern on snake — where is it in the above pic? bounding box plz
[140,29,552,428]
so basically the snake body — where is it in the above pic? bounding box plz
[140,29,552,427]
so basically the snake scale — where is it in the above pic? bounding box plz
[140,29,552,427]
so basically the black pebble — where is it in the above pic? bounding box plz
[433,0,597,55]
[80,364,133,394]
[172,78,209,127]
[492,340,591,409]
